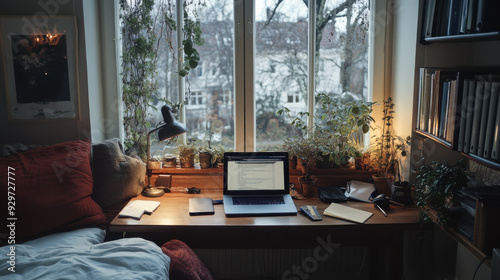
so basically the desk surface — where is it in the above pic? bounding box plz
[109,188,419,233]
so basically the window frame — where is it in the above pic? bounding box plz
[95,0,389,150]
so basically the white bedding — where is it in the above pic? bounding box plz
[0,237,170,280]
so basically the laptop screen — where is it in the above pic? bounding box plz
[223,152,290,195]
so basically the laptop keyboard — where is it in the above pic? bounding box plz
[232,196,285,205]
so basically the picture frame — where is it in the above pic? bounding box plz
[0,16,79,120]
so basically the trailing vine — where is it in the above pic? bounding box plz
[120,0,204,159]
[120,0,158,159]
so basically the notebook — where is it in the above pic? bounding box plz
[223,152,297,216]
[323,202,373,224]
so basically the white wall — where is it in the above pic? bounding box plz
[390,0,419,182]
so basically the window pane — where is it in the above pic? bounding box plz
[185,0,235,149]
[255,0,308,150]
[314,0,369,101]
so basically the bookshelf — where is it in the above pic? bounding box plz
[416,67,500,170]
[420,0,500,44]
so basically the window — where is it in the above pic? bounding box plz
[125,0,371,153]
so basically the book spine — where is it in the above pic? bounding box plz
[466,0,478,34]
[439,81,450,139]
[483,82,500,159]
[447,0,462,35]
[477,81,492,157]
[491,85,500,161]
[425,0,437,37]
[447,80,457,143]
[469,81,485,155]
[459,0,470,34]
[463,80,476,153]
[423,74,432,132]
[458,80,470,152]
[417,68,424,130]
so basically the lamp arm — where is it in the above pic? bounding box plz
[146,126,163,188]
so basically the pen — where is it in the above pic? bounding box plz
[375,204,387,217]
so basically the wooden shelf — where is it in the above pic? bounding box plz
[422,32,500,44]
[425,208,491,267]
[414,129,453,149]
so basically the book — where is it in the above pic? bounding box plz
[491,87,500,161]
[430,71,441,135]
[119,200,161,219]
[446,79,457,142]
[439,80,450,139]
[457,80,470,152]
[323,202,373,224]
[447,0,462,35]
[463,80,476,153]
[424,0,437,38]
[466,0,478,33]
[477,81,492,157]
[418,69,432,131]
[422,72,433,131]
[459,0,470,34]
[483,82,500,159]
[189,197,215,215]
[469,81,485,155]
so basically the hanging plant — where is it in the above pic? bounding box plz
[120,0,204,159]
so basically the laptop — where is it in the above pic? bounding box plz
[223,152,297,216]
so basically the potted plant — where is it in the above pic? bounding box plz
[370,97,410,196]
[177,140,197,168]
[413,159,467,225]
[149,152,162,170]
[315,93,374,167]
[350,138,372,171]
[277,108,321,196]
[211,144,229,168]
[161,154,177,168]
[197,144,213,169]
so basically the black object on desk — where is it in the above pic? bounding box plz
[189,198,215,215]
[318,186,347,203]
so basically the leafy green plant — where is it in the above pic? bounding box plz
[276,107,321,181]
[371,97,410,177]
[414,159,468,225]
[120,0,158,159]
[120,0,204,159]
[316,94,374,165]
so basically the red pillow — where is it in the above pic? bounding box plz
[161,240,214,280]
[0,140,107,242]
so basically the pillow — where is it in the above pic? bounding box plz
[161,239,214,280]
[0,140,108,242]
[22,227,106,248]
[91,138,145,209]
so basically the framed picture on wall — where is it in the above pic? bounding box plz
[0,16,79,120]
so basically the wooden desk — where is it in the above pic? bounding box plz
[110,189,419,279]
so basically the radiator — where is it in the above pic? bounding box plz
[194,247,369,280]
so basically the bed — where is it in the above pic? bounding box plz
[0,139,212,280]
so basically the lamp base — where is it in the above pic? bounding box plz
[142,187,165,197]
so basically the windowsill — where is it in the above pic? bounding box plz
[153,166,375,176]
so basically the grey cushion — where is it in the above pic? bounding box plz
[91,138,145,209]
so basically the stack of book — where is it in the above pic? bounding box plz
[416,68,500,164]
[416,69,458,144]
[452,186,500,254]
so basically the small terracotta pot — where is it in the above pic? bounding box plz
[199,152,212,169]
[372,174,394,197]
[180,154,195,168]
